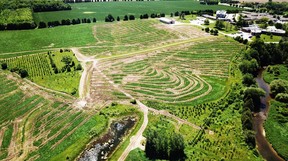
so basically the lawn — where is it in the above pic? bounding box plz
[33,1,237,23]
[252,34,282,43]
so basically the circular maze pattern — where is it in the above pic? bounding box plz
[99,38,242,105]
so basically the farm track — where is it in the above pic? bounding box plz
[0,127,5,148]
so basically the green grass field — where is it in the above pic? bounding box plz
[251,34,282,43]
[33,1,236,23]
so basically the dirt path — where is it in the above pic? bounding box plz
[0,127,6,148]
[254,70,284,161]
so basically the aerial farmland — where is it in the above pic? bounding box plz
[0,0,288,161]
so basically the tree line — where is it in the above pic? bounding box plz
[145,129,185,160]
[238,38,288,149]
[38,18,97,28]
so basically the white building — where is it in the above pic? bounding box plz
[216,10,227,19]
[159,18,175,24]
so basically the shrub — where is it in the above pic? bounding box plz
[275,93,288,103]
[76,64,82,70]
[242,73,256,86]
[19,69,28,78]
[111,102,117,106]
[204,19,209,25]
[130,99,137,104]
[1,63,8,70]
[270,79,288,97]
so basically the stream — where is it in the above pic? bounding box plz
[254,70,284,161]
[78,117,136,161]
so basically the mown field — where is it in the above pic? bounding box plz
[33,0,236,23]
[0,71,141,161]
[0,51,81,95]
[99,37,243,107]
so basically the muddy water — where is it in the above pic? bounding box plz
[254,70,284,161]
[78,117,136,161]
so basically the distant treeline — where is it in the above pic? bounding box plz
[200,0,239,5]
[39,18,97,28]
[33,1,71,12]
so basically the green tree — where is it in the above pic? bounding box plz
[123,15,128,21]
[19,69,28,78]
[205,27,210,33]
[270,79,288,97]
[145,129,185,160]
[213,29,218,35]
[244,87,265,112]
[242,73,256,87]
[61,56,72,66]
[204,19,209,25]
[76,64,82,70]
[275,93,288,103]
[1,62,7,70]
[215,20,225,29]
[239,59,259,76]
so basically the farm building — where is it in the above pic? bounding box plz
[216,10,227,19]
[159,18,175,24]
[242,25,286,36]
[263,26,286,36]
[202,14,217,20]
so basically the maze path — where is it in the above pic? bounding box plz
[98,38,241,105]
